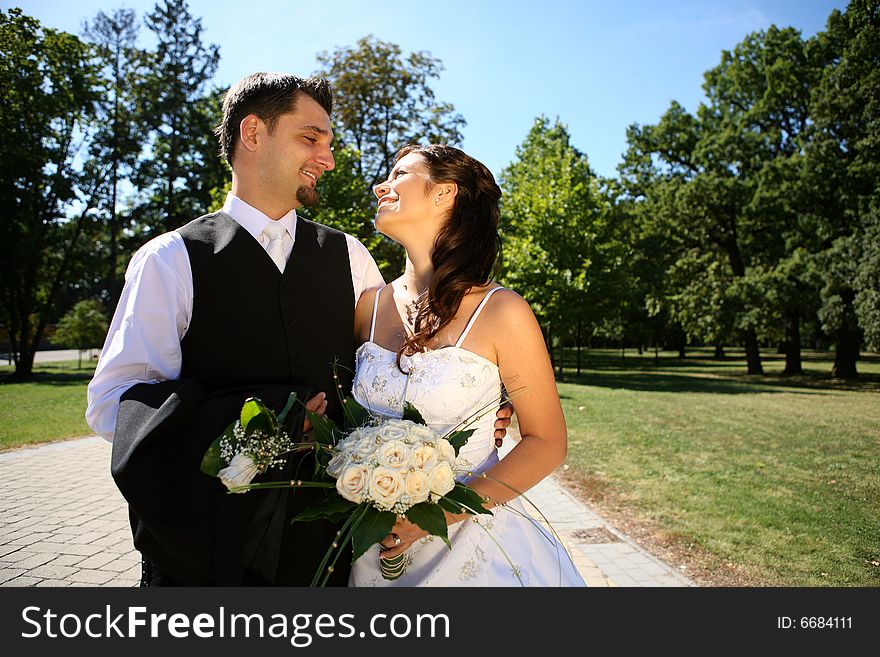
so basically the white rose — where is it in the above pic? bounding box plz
[218,453,260,492]
[409,424,437,442]
[411,444,437,471]
[369,466,405,510]
[378,420,410,442]
[326,450,349,478]
[336,464,370,504]
[351,433,379,460]
[337,428,363,450]
[437,438,457,464]
[404,470,431,505]
[428,461,456,499]
[377,440,412,470]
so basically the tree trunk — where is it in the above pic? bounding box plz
[831,321,860,379]
[678,327,686,359]
[781,311,803,375]
[743,328,763,375]
[576,319,582,377]
[722,237,763,375]
[714,344,725,359]
[654,341,659,364]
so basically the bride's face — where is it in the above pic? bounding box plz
[373,153,443,244]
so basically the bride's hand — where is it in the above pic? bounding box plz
[378,517,427,559]
[301,392,327,438]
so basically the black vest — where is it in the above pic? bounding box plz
[178,211,355,423]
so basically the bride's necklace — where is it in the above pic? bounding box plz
[402,284,428,329]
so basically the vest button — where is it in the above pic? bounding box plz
[287,318,296,327]
[281,283,293,294]
[295,356,303,365]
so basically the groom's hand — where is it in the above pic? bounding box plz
[493,401,514,448]
[302,392,328,438]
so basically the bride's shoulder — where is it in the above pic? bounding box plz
[480,286,535,322]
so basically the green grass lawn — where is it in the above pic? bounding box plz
[0,360,97,449]
[558,348,880,587]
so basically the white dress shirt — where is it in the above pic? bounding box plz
[86,193,384,441]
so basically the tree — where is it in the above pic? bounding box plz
[802,0,880,376]
[499,117,619,373]
[134,0,222,232]
[0,9,104,379]
[82,8,145,308]
[313,36,467,277]
[316,35,466,189]
[51,300,108,368]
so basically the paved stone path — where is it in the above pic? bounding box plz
[0,436,695,587]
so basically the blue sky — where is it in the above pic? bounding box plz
[7,0,848,178]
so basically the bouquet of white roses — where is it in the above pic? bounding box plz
[200,371,495,586]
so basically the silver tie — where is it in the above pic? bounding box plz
[261,221,287,273]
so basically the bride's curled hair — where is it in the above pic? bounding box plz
[396,144,502,369]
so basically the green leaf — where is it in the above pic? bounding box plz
[439,483,493,516]
[402,402,426,425]
[276,391,299,425]
[341,395,371,430]
[447,429,475,457]
[240,397,275,434]
[405,502,450,548]
[293,493,357,523]
[200,422,234,476]
[350,507,397,564]
[307,410,339,445]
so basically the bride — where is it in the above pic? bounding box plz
[347,144,585,587]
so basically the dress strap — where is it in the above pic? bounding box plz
[454,287,504,348]
[368,286,383,343]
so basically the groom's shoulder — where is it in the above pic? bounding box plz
[298,217,367,252]
[298,216,346,238]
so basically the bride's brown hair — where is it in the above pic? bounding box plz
[395,144,502,370]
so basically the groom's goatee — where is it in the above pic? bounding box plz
[296,185,319,207]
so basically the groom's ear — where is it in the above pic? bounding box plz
[239,114,261,153]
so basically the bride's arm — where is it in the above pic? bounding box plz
[382,290,566,556]
[462,289,567,505]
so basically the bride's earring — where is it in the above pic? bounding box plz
[434,196,441,205]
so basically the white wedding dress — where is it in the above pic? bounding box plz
[349,286,586,587]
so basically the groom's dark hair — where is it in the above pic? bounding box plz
[215,72,333,166]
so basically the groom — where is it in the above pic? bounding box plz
[87,72,510,586]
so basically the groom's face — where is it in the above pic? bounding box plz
[260,95,335,209]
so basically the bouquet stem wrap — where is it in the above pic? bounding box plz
[380,552,407,581]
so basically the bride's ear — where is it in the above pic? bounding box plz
[436,182,458,202]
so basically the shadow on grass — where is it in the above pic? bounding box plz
[555,352,880,395]
[0,367,95,387]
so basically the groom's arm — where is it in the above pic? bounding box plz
[87,233,192,441]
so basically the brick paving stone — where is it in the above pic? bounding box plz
[43,554,87,567]
[0,568,26,584]
[34,579,71,587]
[1,549,43,564]
[1,575,43,587]
[75,552,122,570]
[101,556,139,573]
[64,531,112,545]
[10,552,56,569]
[0,545,24,558]
[26,563,79,580]
[65,569,117,585]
